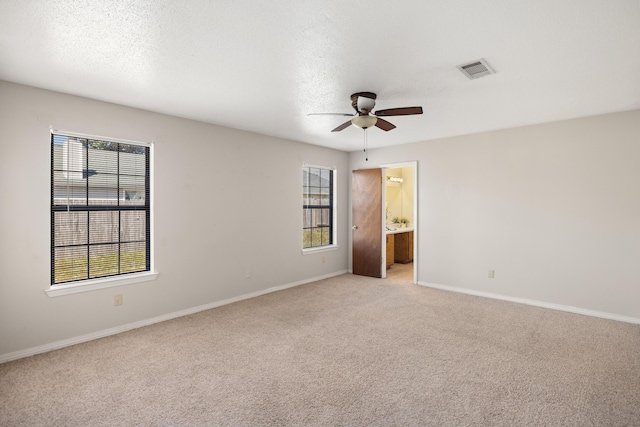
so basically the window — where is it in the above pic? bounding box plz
[51,132,151,285]
[303,166,335,249]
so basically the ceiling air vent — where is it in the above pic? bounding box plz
[457,58,495,80]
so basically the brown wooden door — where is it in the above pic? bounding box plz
[352,168,383,278]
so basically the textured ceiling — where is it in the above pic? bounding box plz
[1,0,639,151]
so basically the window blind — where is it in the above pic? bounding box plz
[51,133,150,285]
[303,166,334,248]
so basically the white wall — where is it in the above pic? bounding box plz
[351,110,640,321]
[0,81,349,358]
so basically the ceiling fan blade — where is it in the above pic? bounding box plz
[307,112,353,117]
[375,106,423,117]
[375,118,396,131]
[332,120,353,132]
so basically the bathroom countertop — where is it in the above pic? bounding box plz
[386,226,414,235]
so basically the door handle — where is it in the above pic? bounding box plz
[352,225,358,230]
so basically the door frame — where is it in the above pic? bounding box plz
[380,161,418,284]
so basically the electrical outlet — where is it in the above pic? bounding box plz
[322,256,326,264]
[245,268,251,279]
[114,294,123,306]
[488,270,495,279]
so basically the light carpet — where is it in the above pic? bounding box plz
[1,264,639,426]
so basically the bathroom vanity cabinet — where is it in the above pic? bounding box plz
[393,231,413,264]
[386,234,395,269]
[386,229,413,267]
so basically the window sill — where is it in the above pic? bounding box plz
[45,271,159,297]
[301,244,339,255]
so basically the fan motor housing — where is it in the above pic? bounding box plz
[351,92,377,113]
[350,92,377,102]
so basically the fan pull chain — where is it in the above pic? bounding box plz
[364,128,368,161]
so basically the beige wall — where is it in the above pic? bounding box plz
[0,81,349,358]
[351,109,640,320]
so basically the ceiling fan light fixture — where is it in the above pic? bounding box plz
[310,91,422,134]
[351,115,377,129]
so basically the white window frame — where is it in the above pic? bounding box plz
[46,129,157,297]
[302,164,338,254]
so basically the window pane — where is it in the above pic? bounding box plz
[303,209,312,228]
[88,174,118,205]
[54,246,88,283]
[303,168,310,187]
[88,147,117,174]
[89,244,119,278]
[87,139,118,152]
[120,175,146,206]
[54,211,87,247]
[303,229,312,249]
[53,138,86,176]
[120,211,146,242]
[121,242,146,273]
[321,208,330,226]
[119,150,146,175]
[308,187,320,205]
[321,227,330,246]
[53,173,87,205]
[89,211,119,244]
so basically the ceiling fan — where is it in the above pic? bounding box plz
[309,92,423,132]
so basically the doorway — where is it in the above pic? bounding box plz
[383,162,417,284]
[351,162,417,283]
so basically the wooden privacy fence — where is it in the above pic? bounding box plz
[53,209,146,258]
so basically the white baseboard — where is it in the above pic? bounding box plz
[0,270,348,364]
[418,281,640,325]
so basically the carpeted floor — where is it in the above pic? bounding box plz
[1,266,639,426]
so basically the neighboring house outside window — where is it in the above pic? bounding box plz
[303,166,335,250]
[51,132,151,285]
